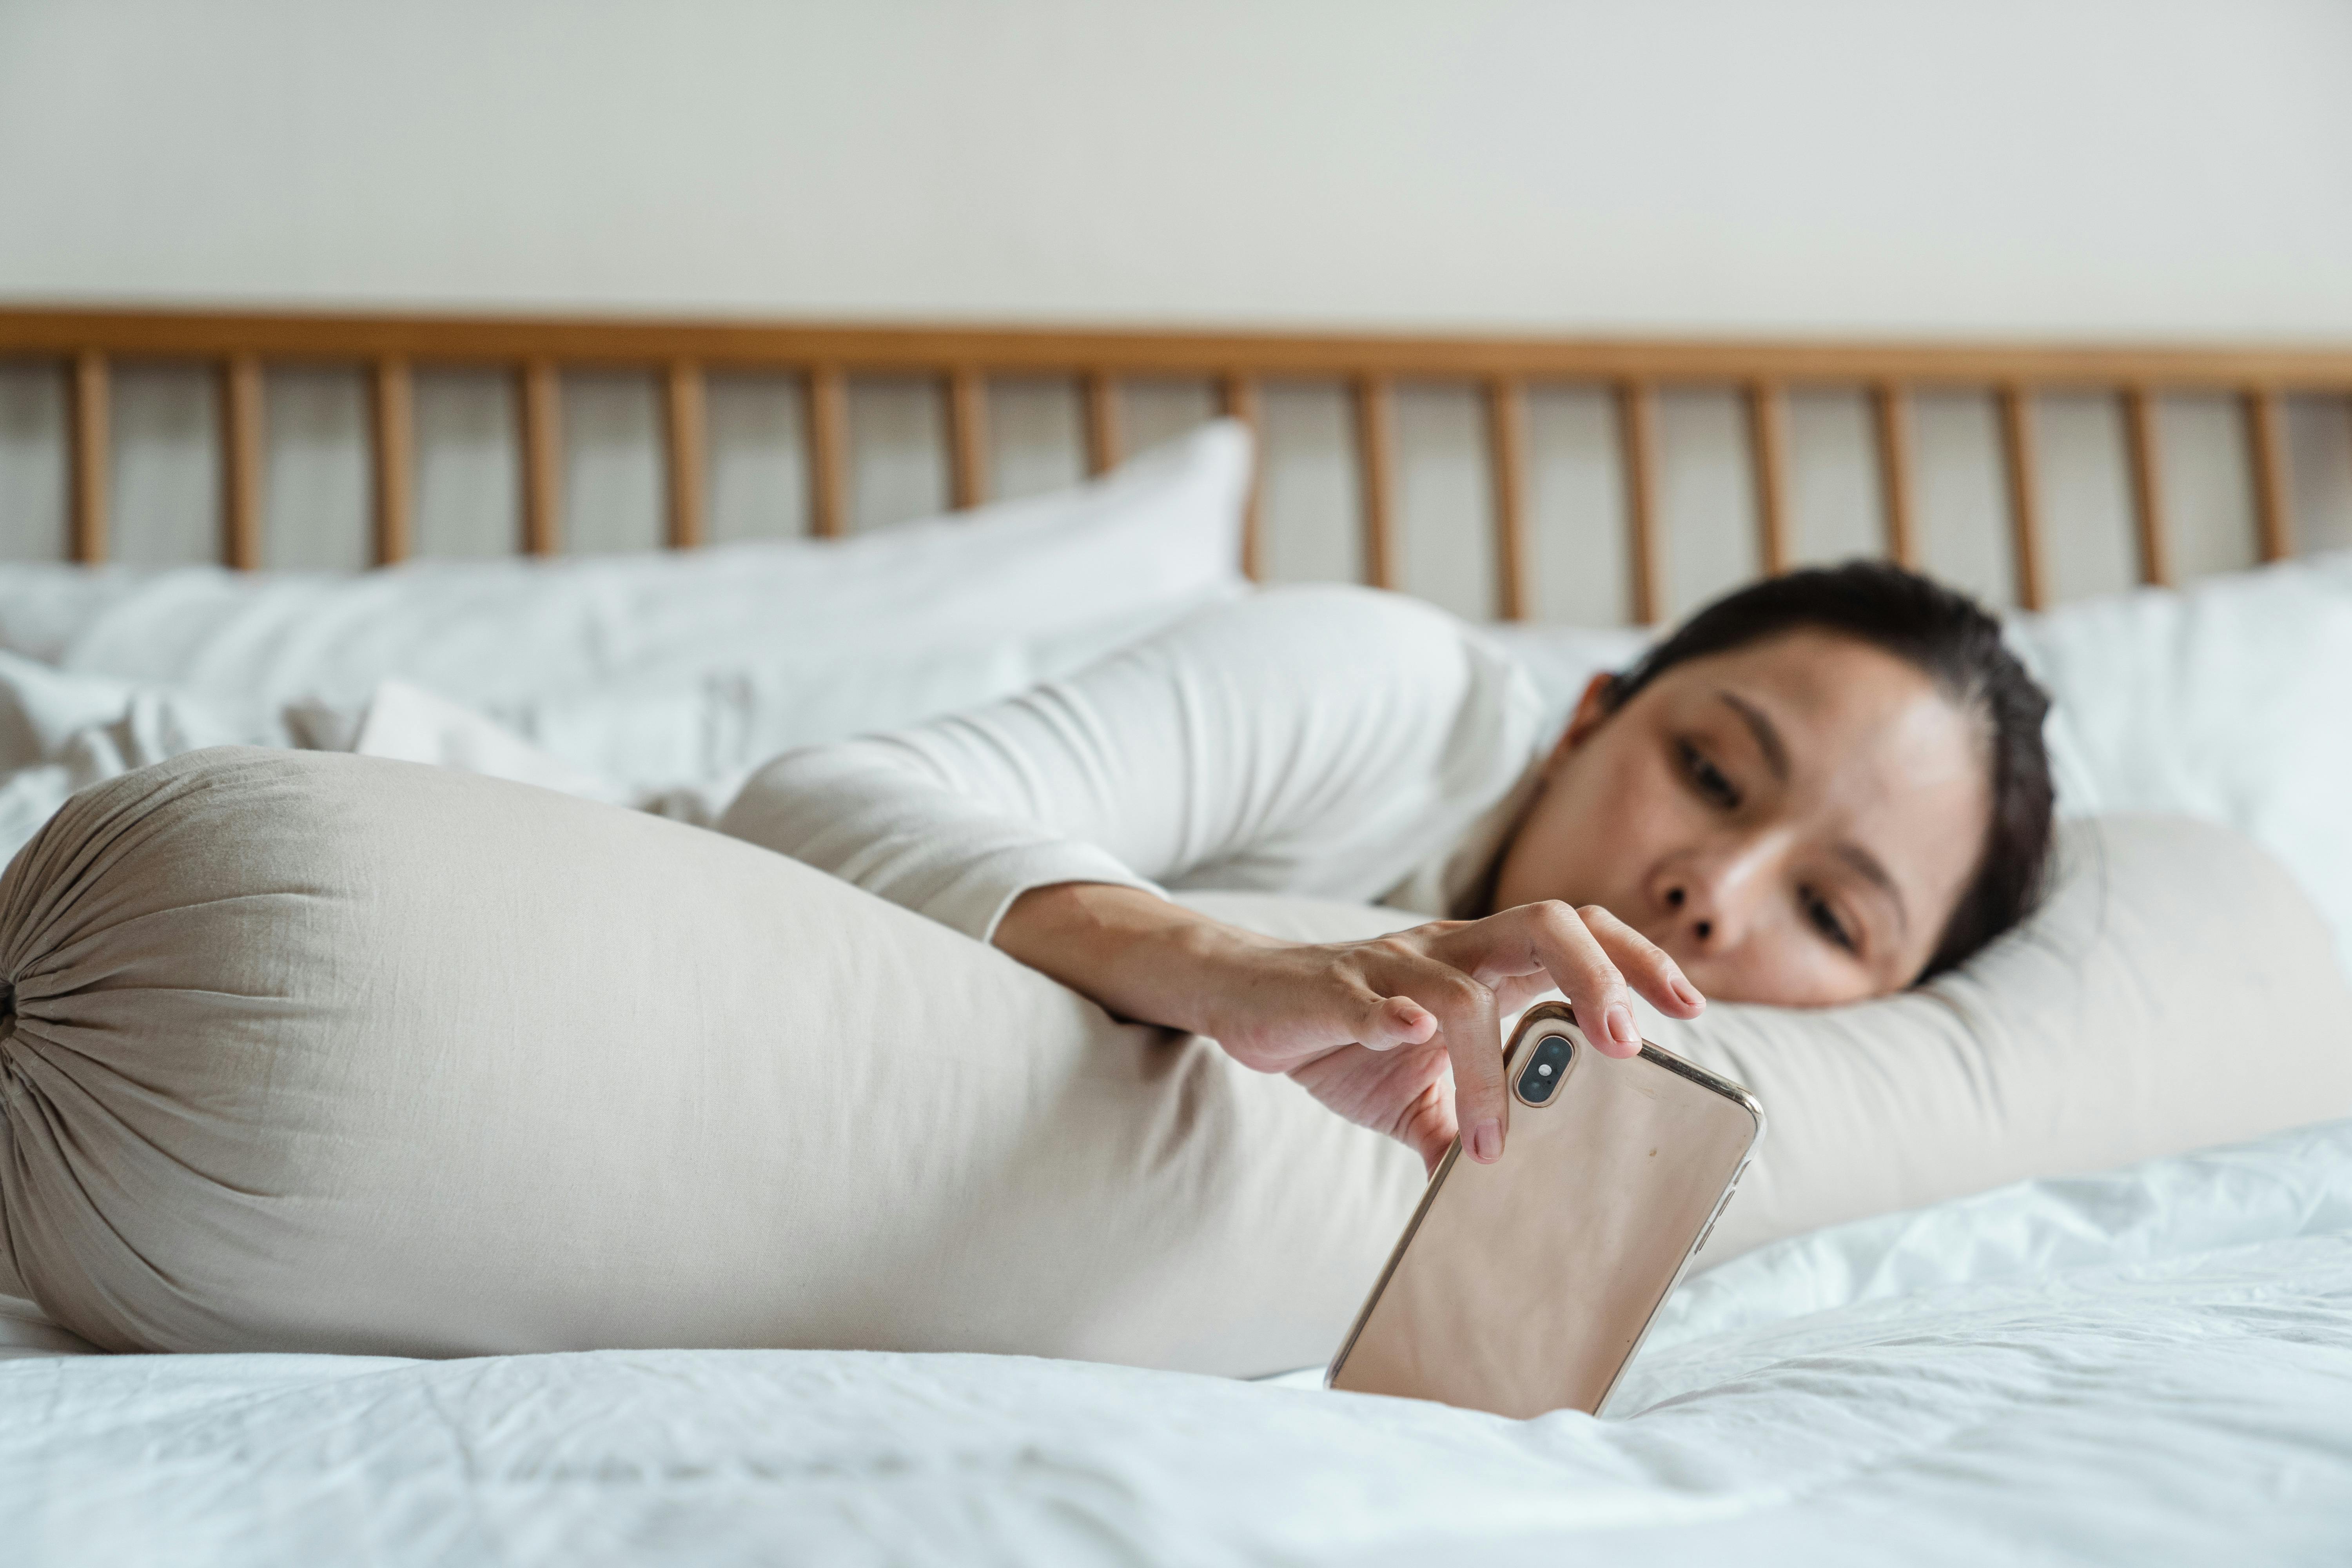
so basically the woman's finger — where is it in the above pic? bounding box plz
[1364,945,1508,1163]
[1211,957,1433,1075]
[1352,985,1439,1052]
[1394,1074,1457,1174]
[1574,903,1705,1019]
[1489,971,1559,1016]
[1460,901,1642,1060]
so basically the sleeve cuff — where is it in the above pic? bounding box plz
[918,844,1166,945]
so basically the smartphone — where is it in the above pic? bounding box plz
[1325,1001,1763,1419]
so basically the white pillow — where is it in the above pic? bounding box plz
[280,604,1234,820]
[0,420,1251,711]
[2007,557,2352,980]
[1477,622,1649,734]
[358,593,1219,799]
[2307,546,2352,594]
[0,424,1251,842]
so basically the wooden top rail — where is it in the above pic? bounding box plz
[9,307,2337,619]
[7,308,2352,388]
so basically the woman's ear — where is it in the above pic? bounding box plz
[1545,672,1620,775]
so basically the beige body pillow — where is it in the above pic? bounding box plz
[0,749,2345,1378]
[0,749,1423,1375]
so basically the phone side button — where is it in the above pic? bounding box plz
[1693,1187,1738,1255]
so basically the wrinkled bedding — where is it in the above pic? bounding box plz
[2,539,2348,1562]
[6,1118,2349,1565]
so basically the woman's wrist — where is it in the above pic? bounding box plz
[993,882,1276,1038]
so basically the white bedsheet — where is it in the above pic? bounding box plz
[7,1118,2348,1565]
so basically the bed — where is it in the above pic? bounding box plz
[3,306,2352,1564]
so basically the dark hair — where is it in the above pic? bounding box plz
[1602,561,2054,982]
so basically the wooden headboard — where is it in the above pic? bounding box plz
[4,307,2349,622]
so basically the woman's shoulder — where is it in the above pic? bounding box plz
[1167,584,1512,681]
[1150,584,1547,771]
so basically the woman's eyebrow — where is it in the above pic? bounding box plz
[1716,691,1789,782]
[1837,842,1909,932]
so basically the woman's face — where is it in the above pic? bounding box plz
[1492,629,1991,1007]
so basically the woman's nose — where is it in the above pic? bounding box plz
[1660,881,1726,947]
[1661,882,1716,944]
[1656,851,1765,951]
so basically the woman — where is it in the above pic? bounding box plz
[723,561,2054,1173]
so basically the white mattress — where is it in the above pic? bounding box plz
[7,1116,2349,1565]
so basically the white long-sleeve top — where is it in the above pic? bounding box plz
[718,586,1553,943]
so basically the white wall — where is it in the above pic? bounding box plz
[4,1,2350,613]
[4,0,2350,336]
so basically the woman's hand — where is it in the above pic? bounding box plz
[994,884,1705,1172]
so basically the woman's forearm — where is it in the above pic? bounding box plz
[993,882,1276,1038]
[997,883,1702,1171]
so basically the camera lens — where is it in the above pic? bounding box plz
[1515,1033,1573,1104]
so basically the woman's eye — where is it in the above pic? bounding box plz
[1801,886,1857,953]
[1677,739,1740,808]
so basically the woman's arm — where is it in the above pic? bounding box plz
[722,587,1701,1167]
[720,586,1538,939]
[994,880,1701,1171]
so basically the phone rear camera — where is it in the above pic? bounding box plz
[1515,1033,1574,1105]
